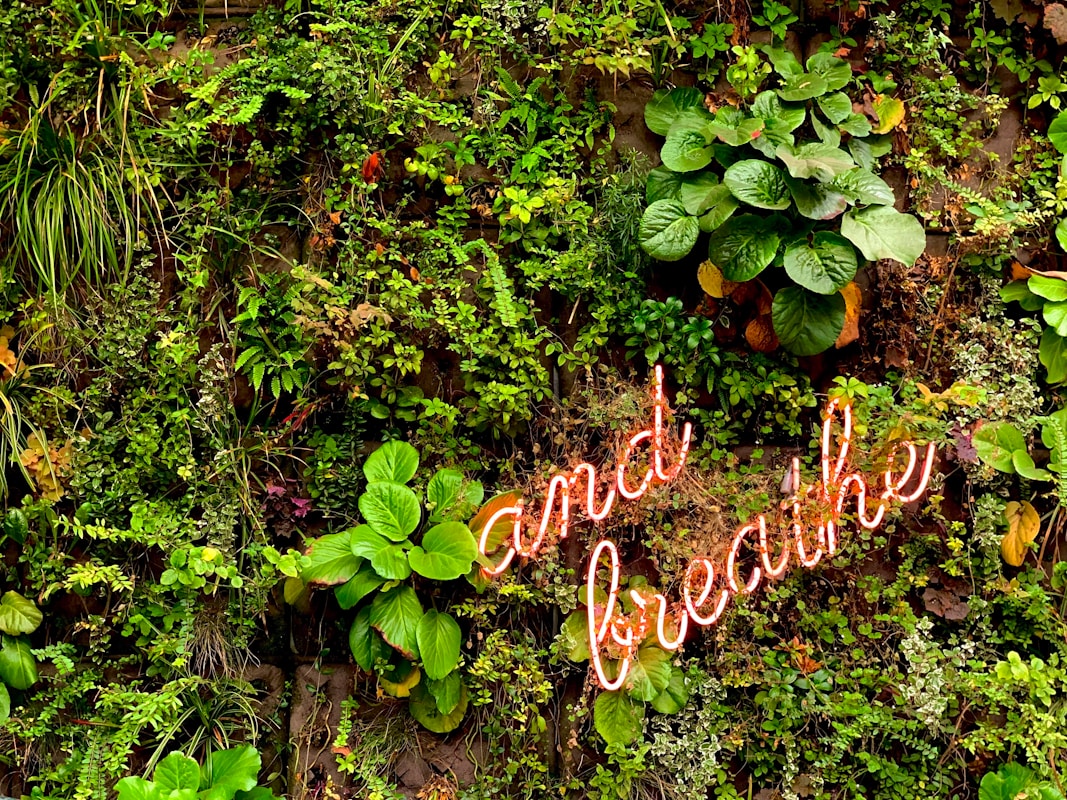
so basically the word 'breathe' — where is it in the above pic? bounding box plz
[477,367,936,690]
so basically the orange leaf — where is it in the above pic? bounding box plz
[1011,261,1035,280]
[756,282,774,315]
[745,314,779,353]
[697,261,737,299]
[835,282,862,348]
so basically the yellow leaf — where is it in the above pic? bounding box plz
[380,665,422,698]
[1002,500,1040,567]
[871,95,905,134]
[697,261,737,299]
[835,282,862,348]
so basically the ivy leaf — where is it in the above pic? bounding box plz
[771,286,846,356]
[723,160,791,210]
[783,233,858,294]
[593,690,644,745]
[973,422,1026,473]
[0,592,42,636]
[363,440,419,485]
[639,200,700,262]
[646,166,684,203]
[359,482,421,541]
[1001,500,1041,567]
[775,143,854,181]
[416,610,462,680]
[370,586,424,660]
[409,680,468,733]
[645,87,708,136]
[349,526,411,581]
[650,666,689,714]
[708,215,781,282]
[154,752,200,794]
[334,562,386,609]
[841,206,925,266]
[302,531,361,586]
[408,522,479,581]
[805,52,852,91]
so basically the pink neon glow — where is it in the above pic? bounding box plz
[478,369,938,691]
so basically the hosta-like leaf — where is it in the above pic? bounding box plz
[334,562,386,609]
[409,680,468,733]
[363,440,419,485]
[650,666,689,714]
[350,526,411,580]
[723,160,791,210]
[645,87,708,136]
[817,91,852,124]
[408,522,479,581]
[771,286,846,356]
[829,168,895,205]
[783,232,858,294]
[639,200,700,262]
[841,206,925,266]
[155,752,200,794]
[661,114,715,172]
[775,142,855,181]
[708,215,780,282]
[679,172,723,215]
[787,178,849,220]
[370,587,424,660]
[1057,218,1067,252]
[349,605,392,670]
[1029,274,1067,301]
[839,113,872,137]
[302,531,361,586]
[200,745,260,799]
[359,482,421,541]
[593,690,644,745]
[752,91,806,131]
[698,194,740,232]
[115,777,160,800]
[416,610,462,680]
[426,670,463,715]
[1045,300,1067,336]
[646,166,684,203]
[973,422,1027,473]
[1041,328,1067,385]
[427,469,483,522]
[0,592,42,636]
[805,52,852,91]
[777,73,828,102]
[625,644,672,702]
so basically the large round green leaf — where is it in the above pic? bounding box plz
[427,469,482,523]
[593,690,644,745]
[784,233,858,294]
[370,587,423,660]
[426,670,463,715]
[0,636,37,690]
[1048,112,1067,154]
[806,52,852,91]
[786,178,848,221]
[363,440,419,485]
[841,206,925,266]
[559,610,591,662]
[650,666,690,714]
[1042,328,1067,385]
[0,591,42,636]
[830,168,894,206]
[301,531,361,586]
[3,510,28,545]
[723,160,790,210]
[350,525,412,580]
[973,422,1027,473]
[817,91,852,124]
[408,522,479,581]
[359,482,421,541]
[678,172,722,215]
[350,605,392,671]
[645,87,707,136]
[777,73,828,102]
[646,166,684,203]
[334,562,386,609]
[708,215,780,282]
[775,142,854,181]
[625,644,672,702]
[201,745,260,797]
[409,679,468,733]
[661,114,715,172]
[154,752,200,794]
[639,200,699,262]
[416,610,462,680]
[115,777,159,800]
[771,286,847,356]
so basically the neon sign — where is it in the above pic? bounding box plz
[477,367,936,690]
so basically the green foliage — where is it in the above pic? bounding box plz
[115,746,279,800]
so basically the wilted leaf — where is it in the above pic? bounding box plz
[1002,500,1040,567]
[871,96,905,134]
[1045,3,1067,44]
[835,282,862,348]
[745,314,779,353]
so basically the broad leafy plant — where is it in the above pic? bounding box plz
[299,441,483,732]
[0,589,41,722]
[115,745,280,800]
[1001,273,1067,385]
[638,46,925,355]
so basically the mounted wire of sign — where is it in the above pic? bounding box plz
[476,366,936,690]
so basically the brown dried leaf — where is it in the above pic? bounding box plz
[835,282,862,348]
[1046,3,1067,44]
[745,314,779,353]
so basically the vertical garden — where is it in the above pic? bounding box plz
[2,0,1067,797]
